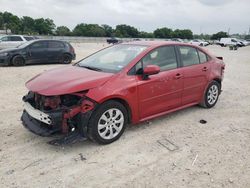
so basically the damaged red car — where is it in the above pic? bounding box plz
[21,41,225,145]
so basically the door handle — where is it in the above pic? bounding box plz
[202,67,208,71]
[174,73,182,79]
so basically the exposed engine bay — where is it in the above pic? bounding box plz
[21,91,97,145]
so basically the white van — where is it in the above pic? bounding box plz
[219,38,243,47]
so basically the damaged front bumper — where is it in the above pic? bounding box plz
[21,92,97,145]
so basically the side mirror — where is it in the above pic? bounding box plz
[143,65,160,80]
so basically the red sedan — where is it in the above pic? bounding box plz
[21,41,225,145]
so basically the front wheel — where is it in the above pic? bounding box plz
[12,56,25,66]
[200,81,220,108]
[87,100,128,144]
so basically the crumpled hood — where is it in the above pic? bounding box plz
[26,65,113,96]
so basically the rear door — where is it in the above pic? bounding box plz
[177,46,211,105]
[136,45,183,119]
[27,41,48,64]
[47,41,65,62]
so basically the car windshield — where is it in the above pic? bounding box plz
[77,44,148,73]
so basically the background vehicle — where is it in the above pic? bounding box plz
[0,35,36,49]
[106,37,121,44]
[219,38,243,47]
[189,39,209,46]
[238,39,249,46]
[170,38,184,42]
[21,41,225,145]
[0,39,75,66]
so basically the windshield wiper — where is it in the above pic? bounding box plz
[79,65,103,72]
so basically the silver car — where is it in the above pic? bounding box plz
[0,35,35,50]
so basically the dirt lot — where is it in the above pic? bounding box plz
[0,43,250,188]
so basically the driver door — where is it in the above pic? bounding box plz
[26,41,48,64]
[136,46,183,119]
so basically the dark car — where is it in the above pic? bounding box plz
[106,37,120,44]
[0,39,76,66]
[21,41,225,145]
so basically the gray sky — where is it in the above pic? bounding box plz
[0,0,250,34]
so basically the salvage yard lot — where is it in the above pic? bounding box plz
[0,44,250,188]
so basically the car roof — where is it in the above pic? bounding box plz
[122,41,195,47]
[31,39,67,43]
[1,35,24,37]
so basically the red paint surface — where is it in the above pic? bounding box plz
[26,41,225,124]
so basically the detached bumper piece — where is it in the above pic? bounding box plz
[21,111,87,145]
[21,92,96,145]
[21,111,60,136]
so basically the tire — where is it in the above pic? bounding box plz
[200,81,220,108]
[12,55,25,66]
[87,100,128,144]
[62,54,72,64]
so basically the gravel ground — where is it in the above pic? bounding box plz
[0,43,250,188]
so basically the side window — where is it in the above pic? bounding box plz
[30,41,47,49]
[24,36,34,41]
[142,46,178,71]
[198,50,208,63]
[48,41,64,48]
[9,36,23,41]
[179,46,199,67]
[1,36,9,41]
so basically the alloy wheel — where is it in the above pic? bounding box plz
[97,108,124,140]
[207,85,219,105]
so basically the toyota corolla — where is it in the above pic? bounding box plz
[21,41,225,145]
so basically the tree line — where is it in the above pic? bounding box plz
[0,11,242,40]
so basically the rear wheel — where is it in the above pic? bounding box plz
[200,81,220,108]
[12,56,25,66]
[87,100,128,144]
[62,54,72,64]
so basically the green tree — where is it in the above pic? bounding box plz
[1,11,21,34]
[211,31,228,40]
[245,35,250,40]
[115,24,139,38]
[73,23,106,37]
[20,16,35,34]
[0,12,3,29]
[153,27,173,38]
[34,18,55,35]
[55,26,71,36]
[173,29,193,39]
[139,31,154,38]
[102,24,113,37]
